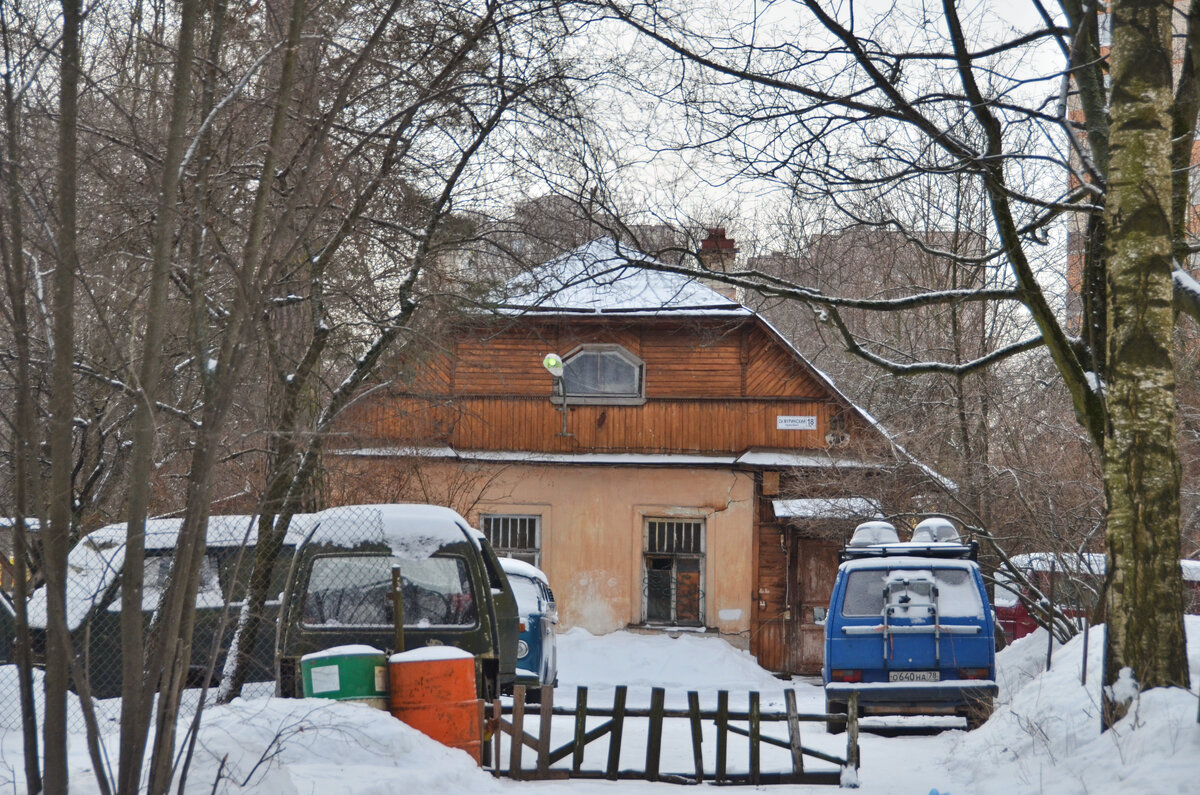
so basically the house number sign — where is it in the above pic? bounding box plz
[776,415,817,430]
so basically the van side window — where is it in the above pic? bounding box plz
[110,553,223,611]
[301,554,477,628]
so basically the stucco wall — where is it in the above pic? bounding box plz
[328,457,756,639]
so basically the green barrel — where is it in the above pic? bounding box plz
[300,644,388,709]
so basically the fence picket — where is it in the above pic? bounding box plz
[605,685,627,780]
[510,685,526,778]
[571,686,588,772]
[646,687,665,781]
[716,689,729,783]
[537,686,553,776]
[785,689,803,775]
[687,690,704,783]
[749,691,761,786]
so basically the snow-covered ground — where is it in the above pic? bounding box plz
[2,618,1198,794]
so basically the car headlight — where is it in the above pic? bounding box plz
[516,640,530,659]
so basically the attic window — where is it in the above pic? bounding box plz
[555,344,645,405]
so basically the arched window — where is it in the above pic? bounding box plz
[557,344,645,404]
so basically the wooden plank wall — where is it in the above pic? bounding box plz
[414,320,828,400]
[343,318,855,456]
[349,397,840,455]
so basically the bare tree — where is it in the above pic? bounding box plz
[574,0,1194,725]
[1,0,583,791]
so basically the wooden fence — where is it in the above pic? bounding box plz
[487,685,860,786]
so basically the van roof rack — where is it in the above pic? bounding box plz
[840,539,979,563]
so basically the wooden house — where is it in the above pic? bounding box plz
[326,237,937,675]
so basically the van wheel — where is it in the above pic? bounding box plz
[825,699,847,735]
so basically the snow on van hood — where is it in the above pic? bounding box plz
[302,504,475,559]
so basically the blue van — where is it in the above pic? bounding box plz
[499,557,557,701]
[823,518,997,731]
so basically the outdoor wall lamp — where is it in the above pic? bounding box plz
[542,353,572,437]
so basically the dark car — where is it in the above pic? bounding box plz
[26,514,309,698]
[1,590,15,664]
[276,504,519,701]
[499,557,557,699]
[823,518,997,732]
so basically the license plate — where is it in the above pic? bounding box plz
[889,670,939,682]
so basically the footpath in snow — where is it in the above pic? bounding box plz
[1,618,1197,794]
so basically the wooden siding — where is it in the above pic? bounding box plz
[743,326,826,398]
[343,396,841,455]
[404,320,828,401]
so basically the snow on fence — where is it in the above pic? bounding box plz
[490,684,860,786]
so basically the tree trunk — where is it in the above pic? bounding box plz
[1,19,43,789]
[42,1,83,790]
[117,0,201,790]
[1101,0,1191,728]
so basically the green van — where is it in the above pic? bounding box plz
[275,504,519,701]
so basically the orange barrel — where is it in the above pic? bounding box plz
[388,647,482,764]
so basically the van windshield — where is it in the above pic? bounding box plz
[509,576,542,615]
[302,554,477,628]
[841,567,984,618]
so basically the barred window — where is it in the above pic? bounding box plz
[643,518,705,627]
[481,514,541,566]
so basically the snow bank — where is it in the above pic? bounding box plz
[164,697,500,795]
[943,615,1200,795]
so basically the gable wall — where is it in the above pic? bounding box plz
[338,316,863,456]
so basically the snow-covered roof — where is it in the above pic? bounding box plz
[335,446,877,470]
[772,497,883,520]
[499,556,549,584]
[495,238,749,316]
[1005,552,1200,583]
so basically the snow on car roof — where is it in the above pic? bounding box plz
[26,513,318,631]
[494,237,749,316]
[303,504,474,559]
[498,557,549,584]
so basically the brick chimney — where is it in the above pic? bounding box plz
[698,228,740,301]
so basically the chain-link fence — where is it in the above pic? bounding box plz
[1,504,512,734]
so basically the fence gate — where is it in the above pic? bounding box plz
[488,685,860,786]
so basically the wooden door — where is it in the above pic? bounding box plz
[790,539,841,675]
